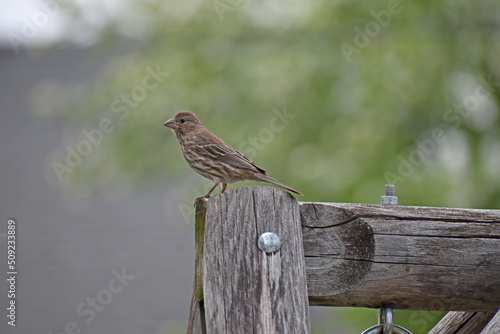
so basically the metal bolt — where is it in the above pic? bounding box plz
[258,232,281,254]
[379,306,394,334]
[381,184,398,205]
[385,184,395,196]
[362,306,413,334]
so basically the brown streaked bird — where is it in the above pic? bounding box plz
[164,110,302,202]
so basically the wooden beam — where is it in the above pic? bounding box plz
[428,311,494,334]
[301,202,500,311]
[480,310,500,334]
[203,187,310,333]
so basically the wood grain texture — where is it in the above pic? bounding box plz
[480,310,500,334]
[428,311,474,334]
[186,291,206,334]
[203,186,310,334]
[427,311,494,334]
[456,313,495,334]
[300,202,500,311]
[194,199,207,302]
[188,199,208,334]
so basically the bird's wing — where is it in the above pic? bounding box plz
[193,132,266,174]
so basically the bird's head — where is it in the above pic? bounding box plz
[164,110,203,135]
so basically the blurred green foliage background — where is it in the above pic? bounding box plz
[35,0,499,332]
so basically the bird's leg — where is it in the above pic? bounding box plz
[204,182,219,197]
[221,183,227,194]
[194,182,219,206]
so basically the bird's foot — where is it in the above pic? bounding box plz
[194,195,210,207]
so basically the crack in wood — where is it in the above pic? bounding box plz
[373,232,500,239]
[311,203,320,221]
[304,255,484,269]
[302,214,368,228]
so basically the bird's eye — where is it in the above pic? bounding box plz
[180,119,185,123]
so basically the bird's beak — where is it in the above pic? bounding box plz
[164,118,176,129]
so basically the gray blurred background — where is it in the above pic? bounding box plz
[1,0,499,333]
[0,48,196,333]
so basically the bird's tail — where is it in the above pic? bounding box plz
[251,174,303,196]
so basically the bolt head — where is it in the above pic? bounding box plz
[258,232,281,254]
[381,195,398,205]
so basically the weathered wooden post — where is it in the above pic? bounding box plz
[188,186,310,334]
[187,185,500,334]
